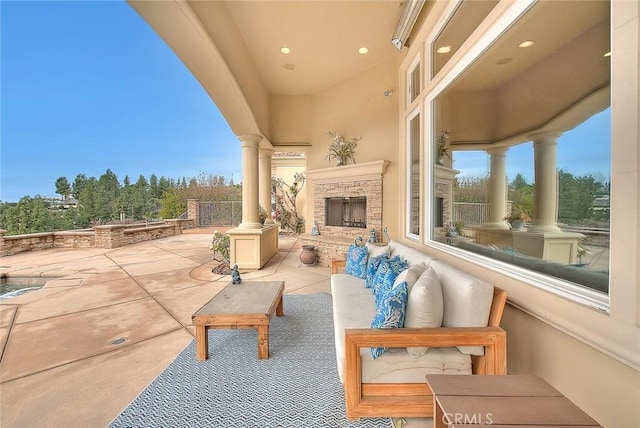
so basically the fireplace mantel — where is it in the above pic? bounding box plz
[305,160,390,184]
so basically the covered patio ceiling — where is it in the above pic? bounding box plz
[128,0,408,138]
[129,1,609,146]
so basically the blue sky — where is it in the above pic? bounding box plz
[1,1,611,203]
[1,0,241,202]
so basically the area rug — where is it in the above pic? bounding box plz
[109,293,393,428]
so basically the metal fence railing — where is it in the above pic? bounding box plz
[452,202,490,227]
[198,201,242,227]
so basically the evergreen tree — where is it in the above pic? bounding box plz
[55,177,71,200]
[72,173,88,199]
[149,174,160,199]
[78,177,99,224]
[96,169,120,220]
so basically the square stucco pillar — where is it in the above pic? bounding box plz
[227,134,279,269]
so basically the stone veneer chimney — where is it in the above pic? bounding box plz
[303,160,389,265]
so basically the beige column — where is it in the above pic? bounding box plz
[484,148,509,229]
[238,134,263,229]
[529,131,562,233]
[259,148,275,224]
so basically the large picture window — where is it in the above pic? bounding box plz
[429,0,611,299]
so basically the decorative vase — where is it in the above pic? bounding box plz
[299,245,317,265]
[336,157,347,166]
[436,156,444,165]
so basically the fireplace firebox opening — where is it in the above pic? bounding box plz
[325,197,367,228]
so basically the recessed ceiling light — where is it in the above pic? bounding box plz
[604,51,611,57]
[280,47,291,54]
[436,46,451,54]
[519,40,534,48]
[358,47,369,54]
[284,63,295,70]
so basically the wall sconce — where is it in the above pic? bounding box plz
[391,0,426,50]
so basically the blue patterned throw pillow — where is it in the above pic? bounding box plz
[366,254,390,288]
[370,281,409,359]
[344,244,368,279]
[372,255,409,305]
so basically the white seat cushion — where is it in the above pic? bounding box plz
[362,347,471,383]
[331,273,376,381]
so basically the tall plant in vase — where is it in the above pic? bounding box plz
[325,131,361,166]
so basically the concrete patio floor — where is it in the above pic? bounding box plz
[0,229,340,427]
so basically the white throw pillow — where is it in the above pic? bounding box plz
[366,242,390,258]
[404,267,444,358]
[392,262,428,294]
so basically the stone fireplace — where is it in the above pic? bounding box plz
[325,196,367,228]
[434,164,458,239]
[303,160,389,265]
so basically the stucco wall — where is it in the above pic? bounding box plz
[502,304,640,427]
[396,1,640,426]
[298,59,400,237]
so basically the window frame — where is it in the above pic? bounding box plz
[406,107,422,241]
[422,0,612,313]
[399,0,638,375]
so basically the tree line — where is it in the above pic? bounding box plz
[0,170,241,235]
[453,170,610,227]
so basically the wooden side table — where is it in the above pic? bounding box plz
[191,281,285,361]
[426,374,602,427]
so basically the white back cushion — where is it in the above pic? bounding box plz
[366,242,390,258]
[430,260,494,356]
[404,267,444,357]
[389,240,435,266]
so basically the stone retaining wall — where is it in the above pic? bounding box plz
[0,219,195,256]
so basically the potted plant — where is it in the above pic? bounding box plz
[210,230,231,274]
[504,210,531,230]
[577,242,590,266]
[325,131,361,166]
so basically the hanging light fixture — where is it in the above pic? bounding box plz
[391,0,426,50]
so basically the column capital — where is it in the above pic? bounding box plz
[528,130,562,144]
[238,133,263,148]
[259,147,274,159]
[487,146,508,157]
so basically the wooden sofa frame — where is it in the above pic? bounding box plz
[331,259,508,420]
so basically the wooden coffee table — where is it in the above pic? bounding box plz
[191,281,285,361]
[426,374,602,427]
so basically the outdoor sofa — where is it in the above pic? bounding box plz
[330,240,507,420]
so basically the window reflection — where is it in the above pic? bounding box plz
[431,1,611,294]
[409,113,420,236]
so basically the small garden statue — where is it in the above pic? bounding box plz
[311,222,320,236]
[231,264,242,284]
